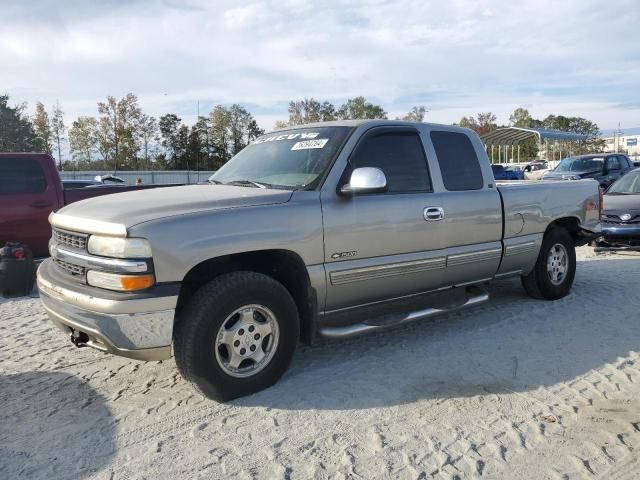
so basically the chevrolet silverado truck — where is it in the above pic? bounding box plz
[37,120,602,401]
[0,153,173,257]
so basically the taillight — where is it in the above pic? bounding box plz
[585,188,603,216]
[599,186,604,218]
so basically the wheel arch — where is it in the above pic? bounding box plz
[176,249,317,345]
[546,216,581,244]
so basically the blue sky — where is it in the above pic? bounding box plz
[2,0,640,131]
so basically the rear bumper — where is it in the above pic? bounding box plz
[37,260,177,361]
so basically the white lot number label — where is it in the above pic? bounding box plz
[291,139,329,150]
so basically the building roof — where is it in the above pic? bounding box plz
[600,127,640,137]
[481,127,589,145]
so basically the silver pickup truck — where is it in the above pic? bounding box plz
[37,120,601,401]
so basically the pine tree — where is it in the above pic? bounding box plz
[0,95,41,152]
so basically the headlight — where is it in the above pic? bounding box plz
[87,271,155,291]
[87,235,152,258]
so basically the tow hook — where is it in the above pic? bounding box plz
[70,330,89,348]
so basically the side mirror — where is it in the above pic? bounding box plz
[340,167,388,195]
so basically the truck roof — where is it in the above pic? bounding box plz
[272,119,471,132]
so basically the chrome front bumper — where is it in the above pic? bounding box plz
[37,261,176,361]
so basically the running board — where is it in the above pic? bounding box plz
[318,287,489,339]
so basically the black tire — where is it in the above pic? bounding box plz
[174,271,299,401]
[521,227,576,300]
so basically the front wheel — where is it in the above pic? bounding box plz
[521,227,576,300]
[174,272,300,401]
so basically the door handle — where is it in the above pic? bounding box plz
[30,200,53,208]
[424,207,444,221]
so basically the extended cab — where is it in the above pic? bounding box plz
[0,153,171,257]
[37,121,602,401]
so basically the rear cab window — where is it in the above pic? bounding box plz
[430,131,484,191]
[0,157,47,194]
[619,155,632,168]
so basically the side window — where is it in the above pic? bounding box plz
[0,158,47,194]
[607,156,621,171]
[620,155,631,168]
[430,131,483,191]
[350,131,431,192]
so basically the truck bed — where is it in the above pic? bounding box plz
[495,179,601,277]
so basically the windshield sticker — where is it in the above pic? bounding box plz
[291,139,329,151]
[253,132,319,144]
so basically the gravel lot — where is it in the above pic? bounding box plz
[1,247,640,479]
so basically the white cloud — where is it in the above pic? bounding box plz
[223,4,267,28]
[1,0,639,131]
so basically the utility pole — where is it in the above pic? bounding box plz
[617,122,623,153]
[196,101,200,181]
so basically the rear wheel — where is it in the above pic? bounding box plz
[521,227,576,300]
[174,271,299,401]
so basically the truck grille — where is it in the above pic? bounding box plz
[53,229,88,250]
[53,258,86,276]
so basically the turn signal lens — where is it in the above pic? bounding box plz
[120,275,155,291]
[87,271,155,291]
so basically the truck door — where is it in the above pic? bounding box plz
[426,130,503,286]
[604,156,623,186]
[0,156,58,257]
[320,126,449,311]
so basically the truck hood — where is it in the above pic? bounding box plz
[55,184,293,233]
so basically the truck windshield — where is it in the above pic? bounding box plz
[555,156,603,172]
[607,171,640,194]
[209,126,353,189]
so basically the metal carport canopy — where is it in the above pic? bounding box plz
[481,127,588,145]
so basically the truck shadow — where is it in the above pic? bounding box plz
[0,371,115,480]
[238,257,640,410]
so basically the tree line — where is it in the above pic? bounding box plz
[67,95,264,171]
[0,92,604,170]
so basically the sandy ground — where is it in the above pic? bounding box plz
[1,247,640,479]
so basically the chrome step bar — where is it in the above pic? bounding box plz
[318,287,489,339]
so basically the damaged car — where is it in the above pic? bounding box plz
[594,168,640,252]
